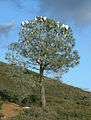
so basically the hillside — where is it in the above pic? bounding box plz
[0,61,91,120]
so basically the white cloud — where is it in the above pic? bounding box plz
[0,22,16,36]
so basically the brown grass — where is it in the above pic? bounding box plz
[0,102,22,120]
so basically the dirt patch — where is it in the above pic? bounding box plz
[0,102,23,120]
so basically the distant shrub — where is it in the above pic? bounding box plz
[0,113,4,120]
[0,100,3,109]
[8,106,58,120]
[21,95,41,107]
[76,99,91,106]
[0,89,19,103]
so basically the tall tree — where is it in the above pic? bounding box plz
[6,16,80,107]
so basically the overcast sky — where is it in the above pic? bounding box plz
[0,0,91,91]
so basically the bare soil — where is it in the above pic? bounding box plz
[0,102,23,120]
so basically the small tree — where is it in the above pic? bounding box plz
[6,16,80,107]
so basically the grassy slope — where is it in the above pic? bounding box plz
[0,61,91,120]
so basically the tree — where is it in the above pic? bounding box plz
[6,16,80,107]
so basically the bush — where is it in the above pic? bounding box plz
[76,100,91,106]
[8,106,58,120]
[21,95,41,107]
[0,113,4,120]
[0,89,19,104]
[0,100,3,109]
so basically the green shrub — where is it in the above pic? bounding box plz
[0,113,4,120]
[21,95,41,107]
[76,99,91,106]
[0,89,19,104]
[8,106,58,120]
[0,100,3,109]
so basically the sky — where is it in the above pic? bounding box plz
[0,0,91,91]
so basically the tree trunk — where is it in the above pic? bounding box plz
[41,85,46,107]
[40,65,46,107]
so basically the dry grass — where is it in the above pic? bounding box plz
[0,102,22,120]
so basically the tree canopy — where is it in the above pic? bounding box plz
[6,16,80,75]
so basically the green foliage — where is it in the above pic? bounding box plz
[0,89,19,103]
[0,100,3,109]
[8,96,91,120]
[0,61,91,120]
[21,95,41,107]
[0,100,4,120]
[8,106,58,120]
[0,61,90,105]
[5,16,80,76]
[5,16,80,107]
[76,99,91,106]
[0,113,4,120]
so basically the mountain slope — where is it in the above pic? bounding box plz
[0,61,91,120]
[0,61,90,102]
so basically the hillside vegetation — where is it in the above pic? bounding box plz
[0,61,91,120]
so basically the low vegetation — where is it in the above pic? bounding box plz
[0,61,91,120]
[0,99,4,119]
